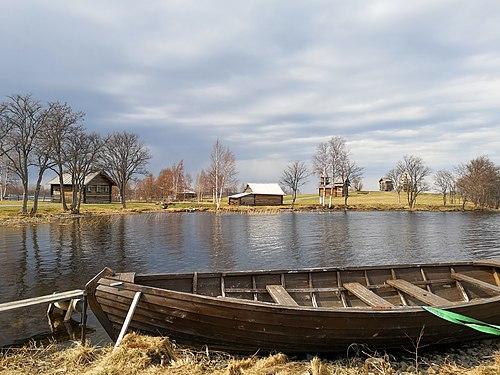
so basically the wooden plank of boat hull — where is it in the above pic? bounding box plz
[94,292,500,353]
[343,283,393,309]
[266,285,299,306]
[451,273,500,294]
[386,279,453,307]
[92,280,500,349]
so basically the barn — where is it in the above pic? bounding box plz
[228,183,285,206]
[49,171,116,204]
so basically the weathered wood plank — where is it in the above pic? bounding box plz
[386,279,453,307]
[0,290,84,312]
[266,285,299,306]
[344,282,393,309]
[451,273,500,294]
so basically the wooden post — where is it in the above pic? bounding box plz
[114,291,142,350]
[81,292,88,345]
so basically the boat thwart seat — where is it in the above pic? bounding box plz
[266,285,299,306]
[343,282,394,309]
[386,279,453,306]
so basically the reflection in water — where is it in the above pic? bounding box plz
[1,211,500,346]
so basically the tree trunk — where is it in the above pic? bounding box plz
[58,166,68,211]
[21,180,29,215]
[120,185,127,208]
[30,170,45,216]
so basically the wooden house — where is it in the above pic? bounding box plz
[228,183,285,206]
[379,178,394,191]
[48,171,116,204]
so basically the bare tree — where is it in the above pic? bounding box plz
[338,156,364,210]
[434,170,455,206]
[456,156,500,210]
[280,161,310,209]
[0,153,17,200]
[46,102,85,211]
[0,95,48,215]
[312,142,329,206]
[386,167,404,203]
[63,128,102,213]
[396,155,431,209]
[208,139,238,209]
[327,136,345,208]
[195,168,210,202]
[100,131,151,209]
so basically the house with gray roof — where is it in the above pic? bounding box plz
[48,171,116,204]
[228,183,285,206]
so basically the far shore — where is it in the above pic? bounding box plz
[0,191,496,226]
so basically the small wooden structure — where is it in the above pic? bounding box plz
[86,259,500,354]
[228,183,285,206]
[379,178,394,191]
[0,289,88,343]
[318,175,344,198]
[49,171,116,204]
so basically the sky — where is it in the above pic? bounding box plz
[2,0,500,192]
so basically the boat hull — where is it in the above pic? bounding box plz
[86,260,500,353]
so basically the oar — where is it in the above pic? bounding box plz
[422,306,500,336]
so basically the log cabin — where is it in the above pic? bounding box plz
[49,171,116,204]
[228,183,285,206]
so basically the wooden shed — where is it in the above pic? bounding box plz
[48,171,116,204]
[228,183,285,206]
[379,178,394,192]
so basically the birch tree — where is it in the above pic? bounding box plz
[327,136,345,208]
[208,139,238,209]
[312,142,329,206]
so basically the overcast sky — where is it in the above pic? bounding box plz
[2,1,500,191]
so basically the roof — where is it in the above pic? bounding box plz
[244,183,285,196]
[228,192,252,199]
[47,171,115,186]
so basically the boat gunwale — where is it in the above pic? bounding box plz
[93,275,500,315]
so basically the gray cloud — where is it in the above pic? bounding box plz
[2,0,500,191]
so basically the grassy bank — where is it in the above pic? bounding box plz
[1,333,500,375]
[0,191,481,225]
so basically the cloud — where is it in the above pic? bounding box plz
[2,1,500,191]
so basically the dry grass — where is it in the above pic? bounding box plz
[0,191,483,226]
[1,334,499,375]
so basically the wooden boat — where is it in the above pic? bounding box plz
[85,259,500,353]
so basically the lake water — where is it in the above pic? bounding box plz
[1,210,499,346]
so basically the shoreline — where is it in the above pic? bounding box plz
[0,200,493,227]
